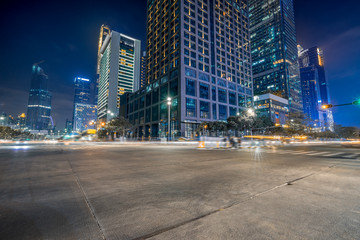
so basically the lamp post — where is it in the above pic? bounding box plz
[167,97,172,141]
[247,108,255,137]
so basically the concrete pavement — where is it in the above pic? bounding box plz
[0,143,359,239]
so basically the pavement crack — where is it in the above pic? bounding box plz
[67,158,107,240]
[132,173,316,240]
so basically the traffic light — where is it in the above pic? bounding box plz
[321,104,333,109]
[353,100,360,105]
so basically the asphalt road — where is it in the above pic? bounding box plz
[0,143,359,240]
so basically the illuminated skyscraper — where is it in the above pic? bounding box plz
[124,0,253,138]
[298,45,333,130]
[72,77,96,132]
[249,0,302,112]
[26,63,52,130]
[95,25,111,106]
[74,77,91,104]
[140,51,147,89]
[97,31,141,122]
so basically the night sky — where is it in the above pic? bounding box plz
[1,0,359,128]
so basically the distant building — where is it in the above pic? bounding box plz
[254,94,289,126]
[72,77,96,132]
[140,51,147,89]
[74,77,91,104]
[123,0,253,138]
[97,31,141,122]
[17,113,26,129]
[65,119,73,134]
[73,103,97,132]
[298,45,334,130]
[26,63,52,130]
[0,113,8,126]
[249,0,302,113]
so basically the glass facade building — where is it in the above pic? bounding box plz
[26,64,52,130]
[123,0,253,138]
[298,45,333,130]
[72,77,96,132]
[254,93,289,125]
[97,31,141,122]
[249,0,302,112]
[73,103,97,132]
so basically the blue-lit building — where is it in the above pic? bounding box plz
[26,64,52,130]
[249,0,302,113]
[72,77,97,132]
[122,0,253,138]
[298,45,333,130]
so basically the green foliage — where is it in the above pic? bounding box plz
[97,117,134,140]
[0,126,33,139]
[334,125,360,139]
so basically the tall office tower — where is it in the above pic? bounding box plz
[74,77,91,104]
[298,45,333,130]
[72,77,97,132]
[97,31,141,122]
[26,63,52,130]
[140,51,147,89]
[124,0,253,138]
[95,25,111,106]
[249,0,302,113]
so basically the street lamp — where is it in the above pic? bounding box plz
[247,108,255,116]
[167,97,172,141]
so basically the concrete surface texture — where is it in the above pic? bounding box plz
[0,143,359,239]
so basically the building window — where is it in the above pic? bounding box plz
[238,95,245,107]
[219,104,227,120]
[186,78,196,96]
[146,93,151,107]
[145,108,151,123]
[185,67,196,78]
[199,72,209,82]
[152,88,159,104]
[200,101,210,119]
[218,88,227,103]
[212,103,217,120]
[152,105,159,122]
[229,91,236,105]
[160,84,168,101]
[169,80,178,97]
[212,86,216,101]
[199,82,209,99]
[186,98,196,117]
[229,107,237,117]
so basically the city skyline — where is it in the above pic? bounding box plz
[1,0,360,128]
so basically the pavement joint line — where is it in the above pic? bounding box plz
[131,172,316,240]
[66,153,107,240]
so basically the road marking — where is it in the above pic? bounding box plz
[323,152,343,157]
[291,151,316,155]
[307,152,331,156]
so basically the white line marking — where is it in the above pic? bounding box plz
[307,152,331,156]
[323,152,343,157]
[291,151,316,155]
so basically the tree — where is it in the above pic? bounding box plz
[285,112,307,136]
[98,117,133,140]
